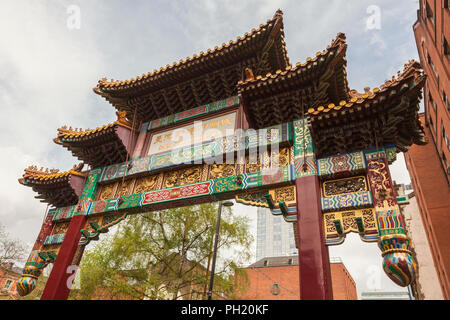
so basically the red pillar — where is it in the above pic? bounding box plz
[295,175,333,300]
[40,214,86,300]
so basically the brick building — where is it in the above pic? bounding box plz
[0,263,22,299]
[235,256,357,300]
[395,183,444,299]
[406,0,450,299]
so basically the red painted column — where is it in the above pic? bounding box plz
[41,168,101,300]
[295,175,333,300]
[40,214,86,300]
[292,117,333,300]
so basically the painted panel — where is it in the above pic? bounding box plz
[147,112,237,156]
[320,191,373,212]
[317,151,366,179]
[323,208,379,245]
[43,234,65,246]
[147,96,239,131]
[141,181,213,206]
[98,122,292,183]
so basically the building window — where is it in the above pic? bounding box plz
[444,0,449,9]
[263,260,268,267]
[270,283,280,295]
[426,1,435,19]
[442,153,449,175]
[428,92,434,108]
[444,127,449,150]
[443,90,449,110]
[426,1,435,24]
[444,36,450,58]
[3,280,12,290]
[273,245,282,255]
[429,116,436,135]
[427,54,439,81]
[443,151,448,165]
[256,248,264,258]
[257,210,266,220]
[429,92,435,111]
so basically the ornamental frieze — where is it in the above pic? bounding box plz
[98,182,116,201]
[208,163,236,179]
[134,174,159,193]
[323,208,379,245]
[322,176,367,197]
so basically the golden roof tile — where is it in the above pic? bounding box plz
[237,32,347,88]
[56,111,132,141]
[306,60,425,118]
[94,10,287,94]
[20,163,86,184]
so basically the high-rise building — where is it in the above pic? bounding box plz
[256,208,298,261]
[407,0,450,299]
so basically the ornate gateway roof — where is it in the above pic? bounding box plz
[238,32,349,128]
[91,11,425,160]
[54,111,137,169]
[93,10,289,123]
[239,50,425,156]
[18,163,87,207]
[308,60,426,156]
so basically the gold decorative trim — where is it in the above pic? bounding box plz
[322,175,368,197]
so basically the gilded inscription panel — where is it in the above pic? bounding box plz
[322,176,367,197]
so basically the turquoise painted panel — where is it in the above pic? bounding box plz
[321,191,373,212]
[98,123,292,183]
[317,151,366,179]
[148,96,239,131]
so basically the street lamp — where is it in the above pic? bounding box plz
[207,200,234,300]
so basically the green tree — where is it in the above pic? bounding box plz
[70,202,252,300]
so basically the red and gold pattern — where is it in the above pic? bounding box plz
[142,182,212,205]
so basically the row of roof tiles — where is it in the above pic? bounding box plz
[20,163,85,184]
[306,60,424,117]
[96,10,286,92]
[55,111,132,141]
[238,32,347,87]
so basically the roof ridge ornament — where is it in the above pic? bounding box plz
[273,9,283,20]
[243,68,255,82]
[21,162,84,180]
[114,110,133,128]
[238,31,348,87]
[72,162,84,172]
[328,32,347,49]
[379,59,422,90]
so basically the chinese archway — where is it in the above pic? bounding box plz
[17,10,426,300]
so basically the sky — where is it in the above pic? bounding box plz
[0,0,421,299]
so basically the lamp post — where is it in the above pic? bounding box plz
[207,200,234,300]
